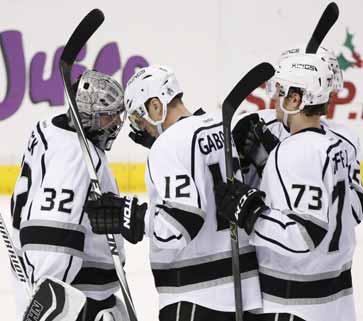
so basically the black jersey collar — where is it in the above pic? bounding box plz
[52,114,76,132]
[293,126,326,135]
[178,108,206,122]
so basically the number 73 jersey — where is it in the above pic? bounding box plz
[251,128,356,321]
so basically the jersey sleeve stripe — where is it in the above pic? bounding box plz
[40,154,46,185]
[147,158,154,185]
[153,232,183,242]
[351,206,361,225]
[20,225,85,253]
[265,119,278,126]
[157,204,204,242]
[62,256,74,283]
[21,219,87,233]
[259,213,297,229]
[164,201,205,218]
[260,268,352,302]
[23,252,35,285]
[274,143,293,210]
[254,230,309,253]
[152,251,258,290]
[36,122,48,150]
[287,214,328,248]
[72,266,119,286]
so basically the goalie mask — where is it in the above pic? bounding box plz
[69,70,126,151]
[278,45,343,92]
[124,65,183,134]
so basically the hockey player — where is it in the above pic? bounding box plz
[215,53,357,321]
[11,70,129,321]
[232,46,362,224]
[85,65,263,321]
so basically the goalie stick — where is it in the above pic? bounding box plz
[306,2,339,53]
[0,212,31,297]
[59,9,138,321]
[222,62,275,321]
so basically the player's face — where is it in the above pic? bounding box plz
[99,114,122,129]
[272,83,284,121]
[131,114,159,138]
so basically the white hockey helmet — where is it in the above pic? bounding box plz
[278,45,343,91]
[71,70,126,150]
[267,53,334,114]
[124,65,183,130]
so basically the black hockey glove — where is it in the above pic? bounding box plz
[232,114,279,175]
[128,125,156,149]
[85,192,147,244]
[214,180,268,234]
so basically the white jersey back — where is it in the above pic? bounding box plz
[235,109,362,224]
[11,114,124,318]
[251,128,356,321]
[145,111,261,312]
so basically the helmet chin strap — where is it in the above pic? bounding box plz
[156,123,164,135]
[279,97,305,127]
[149,102,168,136]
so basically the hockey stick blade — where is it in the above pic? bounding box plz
[222,62,275,124]
[306,2,339,54]
[61,9,104,65]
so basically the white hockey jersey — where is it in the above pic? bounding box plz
[251,127,356,321]
[144,111,262,312]
[235,109,362,225]
[11,114,124,319]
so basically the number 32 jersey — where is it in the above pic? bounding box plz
[251,127,356,321]
[11,114,124,319]
[144,111,262,312]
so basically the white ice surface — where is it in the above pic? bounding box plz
[0,195,362,320]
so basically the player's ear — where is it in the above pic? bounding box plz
[288,92,302,109]
[147,98,163,121]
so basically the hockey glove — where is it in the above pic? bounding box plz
[85,192,147,244]
[232,114,279,175]
[129,124,156,149]
[214,180,268,234]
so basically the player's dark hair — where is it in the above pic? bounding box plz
[169,93,183,107]
[145,93,184,111]
[287,86,328,117]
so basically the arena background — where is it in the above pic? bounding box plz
[0,0,362,320]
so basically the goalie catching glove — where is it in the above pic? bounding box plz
[232,113,279,175]
[85,192,147,244]
[214,180,268,234]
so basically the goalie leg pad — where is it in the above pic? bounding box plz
[23,277,86,321]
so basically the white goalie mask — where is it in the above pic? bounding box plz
[124,65,183,133]
[278,45,343,92]
[72,70,126,150]
[266,53,334,123]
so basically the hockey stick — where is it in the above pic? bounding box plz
[59,9,138,321]
[222,62,275,321]
[306,2,339,53]
[0,212,32,297]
